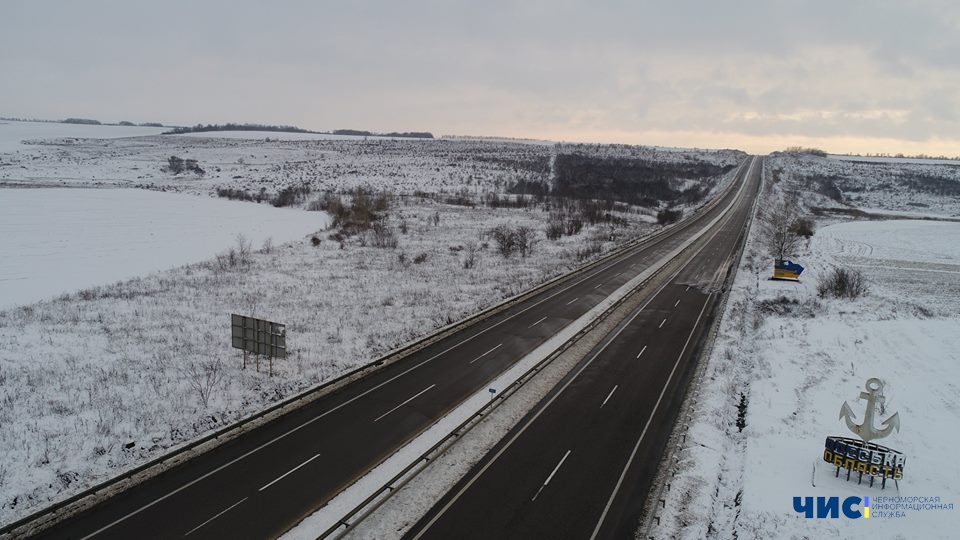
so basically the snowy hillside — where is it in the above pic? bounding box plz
[0,123,745,526]
[0,120,167,154]
[767,152,960,216]
[0,130,744,199]
[651,160,960,539]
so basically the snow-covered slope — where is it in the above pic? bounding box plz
[652,164,960,539]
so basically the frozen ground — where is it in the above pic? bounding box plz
[653,165,960,538]
[768,152,960,217]
[0,120,742,526]
[0,121,167,154]
[829,154,960,166]
[174,131,402,142]
[0,127,743,198]
[0,188,326,309]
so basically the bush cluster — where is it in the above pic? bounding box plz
[166,155,204,175]
[657,208,682,225]
[817,268,868,299]
[216,187,269,203]
[489,224,536,258]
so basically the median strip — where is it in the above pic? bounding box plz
[286,158,757,539]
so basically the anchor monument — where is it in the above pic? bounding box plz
[839,377,900,442]
[822,377,905,487]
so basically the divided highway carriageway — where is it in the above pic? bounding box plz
[24,157,761,540]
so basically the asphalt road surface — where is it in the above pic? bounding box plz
[407,157,761,540]
[30,157,758,540]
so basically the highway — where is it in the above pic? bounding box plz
[28,157,757,540]
[406,157,761,540]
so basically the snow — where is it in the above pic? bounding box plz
[814,220,960,268]
[0,121,167,154]
[0,122,743,527]
[173,131,413,142]
[283,165,752,538]
[653,163,960,539]
[829,154,960,166]
[0,188,327,309]
[768,152,960,217]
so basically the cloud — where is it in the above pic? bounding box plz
[1,0,958,154]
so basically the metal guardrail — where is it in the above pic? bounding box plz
[639,157,763,539]
[1,160,749,539]
[316,161,756,538]
[318,245,678,539]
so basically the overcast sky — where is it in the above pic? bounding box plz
[2,0,958,154]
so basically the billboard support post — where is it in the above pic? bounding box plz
[231,314,286,376]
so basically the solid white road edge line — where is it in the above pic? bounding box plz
[259,454,322,492]
[374,385,436,423]
[82,159,755,540]
[588,295,712,540]
[73,214,679,540]
[411,264,688,539]
[411,157,755,540]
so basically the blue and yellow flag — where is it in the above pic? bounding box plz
[773,259,804,280]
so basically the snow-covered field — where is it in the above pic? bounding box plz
[829,154,960,166]
[654,163,960,538]
[174,131,422,142]
[0,188,326,309]
[0,121,167,154]
[0,126,743,198]
[769,152,960,217]
[0,198,648,526]
[0,121,743,526]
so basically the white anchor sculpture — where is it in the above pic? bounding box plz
[839,378,900,442]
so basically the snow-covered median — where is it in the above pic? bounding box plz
[654,217,960,539]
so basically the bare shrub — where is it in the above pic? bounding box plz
[214,235,253,270]
[261,237,273,254]
[514,225,536,258]
[166,155,184,174]
[413,252,428,264]
[489,224,517,257]
[463,240,479,269]
[371,221,399,248]
[817,267,868,299]
[545,211,583,240]
[183,358,225,408]
[271,184,311,207]
[165,155,203,175]
[235,234,252,264]
[790,217,815,238]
